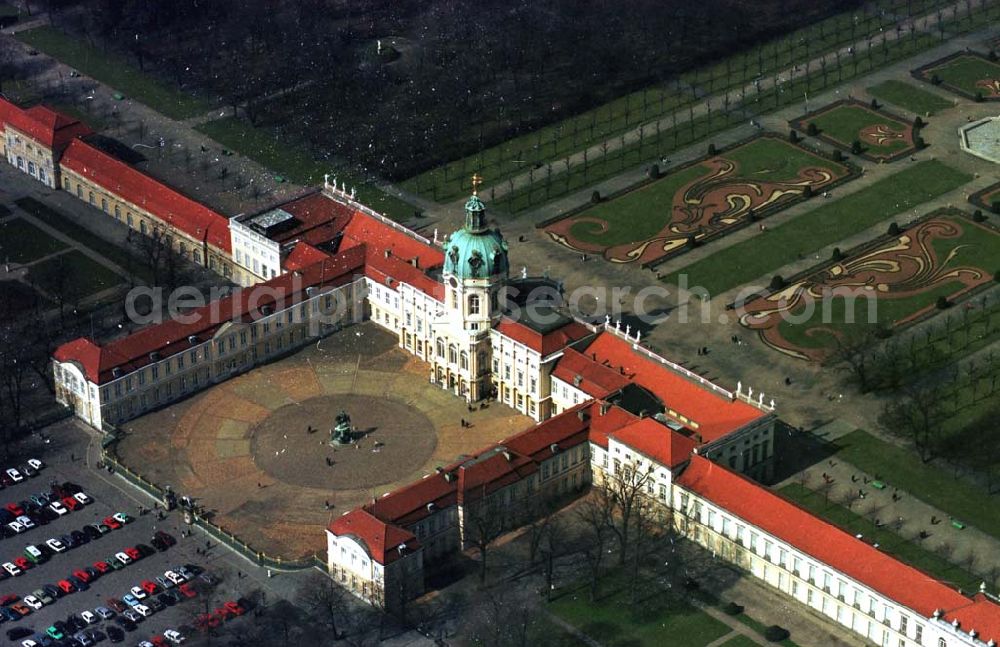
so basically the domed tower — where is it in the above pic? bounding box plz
[435,174,508,401]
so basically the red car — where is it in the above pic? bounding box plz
[124,546,141,561]
[224,600,245,616]
[178,583,196,599]
[93,561,111,574]
[154,530,176,547]
[102,516,122,529]
[72,569,93,583]
[62,496,82,511]
[106,597,127,613]
[58,579,76,594]
[151,637,168,647]
[13,557,32,571]
[140,580,159,595]
[0,593,18,605]
[10,601,31,616]
[5,502,24,516]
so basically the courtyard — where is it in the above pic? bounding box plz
[115,323,535,560]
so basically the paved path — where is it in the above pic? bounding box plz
[436,0,989,210]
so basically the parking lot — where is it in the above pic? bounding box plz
[0,422,271,646]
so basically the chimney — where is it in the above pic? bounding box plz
[384,249,391,258]
[549,443,559,454]
[426,502,436,512]
[573,374,583,387]
[599,401,610,416]
[411,257,419,269]
[576,409,589,422]
[502,450,513,461]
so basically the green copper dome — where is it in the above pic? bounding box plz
[443,191,509,280]
[443,228,509,279]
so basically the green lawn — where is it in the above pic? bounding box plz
[27,249,122,299]
[14,197,152,284]
[868,80,952,115]
[928,54,1000,96]
[550,580,730,647]
[195,117,417,222]
[720,635,758,647]
[806,103,912,155]
[0,217,68,264]
[16,26,211,120]
[780,483,982,591]
[565,137,845,248]
[665,161,971,295]
[832,430,1000,542]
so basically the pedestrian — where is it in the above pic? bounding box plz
[70,452,75,462]
[257,482,262,488]
[784,377,792,385]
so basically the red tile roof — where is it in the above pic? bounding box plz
[340,210,443,271]
[53,248,366,384]
[552,346,630,398]
[367,472,458,528]
[328,508,419,566]
[587,402,641,449]
[60,139,231,253]
[494,317,593,356]
[676,455,982,627]
[256,191,356,245]
[943,594,1000,644]
[609,418,698,469]
[580,332,765,442]
[282,241,330,272]
[0,98,92,149]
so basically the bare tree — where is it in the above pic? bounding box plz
[576,486,615,601]
[604,459,656,565]
[829,326,877,391]
[464,586,541,647]
[295,574,349,640]
[879,381,947,462]
[465,493,509,586]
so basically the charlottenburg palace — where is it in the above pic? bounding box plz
[2,96,988,646]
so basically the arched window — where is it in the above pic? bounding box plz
[193,250,202,264]
[448,344,457,364]
[114,205,121,219]
[938,639,947,647]
[88,191,95,205]
[436,338,445,358]
[460,351,469,370]
[468,294,480,315]
[140,220,147,235]
[101,198,108,213]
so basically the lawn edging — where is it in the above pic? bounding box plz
[789,98,924,163]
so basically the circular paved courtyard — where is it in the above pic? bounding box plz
[251,394,437,490]
[116,323,533,559]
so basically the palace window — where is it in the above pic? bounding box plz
[101,198,108,213]
[436,338,445,358]
[460,351,469,370]
[115,205,121,219]
[468,294,480,315]
[448,345,457,364]
[88,191,95,205]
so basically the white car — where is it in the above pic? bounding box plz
[164,629,186,644]
[5,468,23,482]
[73,492,93,505]
[115,551,132,565]
[3,561,21,576]
[137,641,154,647]
[81,610,97,624]
[49,500,68,515]
[46,538,67,553]
[26,458,43,471]
[112,512,130,524]
[133,603,152,617]
[130,586,146,599]
[23,595,43,610]
[164,570,185,585]
[21,640,39,647]
[7,521,25,534]
[16,515,35,529]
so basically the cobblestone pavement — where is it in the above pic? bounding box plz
[116,323,534,559]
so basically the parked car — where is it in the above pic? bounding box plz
[93,561,112,574]
[163,570,185,585]
[106,598,127,614]
[112,512,132,525]
[32,588,53,605]
[3,561,22,576]
[18,463,37,477]
[122,593,140,607]
[48,501,67,516]
[57,579,75,594]
[129,586,147,600]
[23,595,43,610]
[25,545,47,563]
[123,547,141,561]
[95,606,115,620]
[121,609,140,623]
[155,575,173,589]
[6,468,24,483]
[26,459,44,471]
[132,604,151,617]
[61,497,82,512]
[154,531,176,547]
[106,626,125,643]
[45,538,66,553]
[157,592,176,607]
[73,493,93,506]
